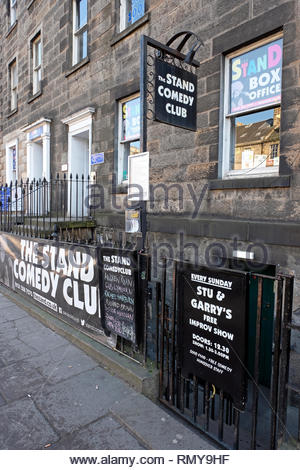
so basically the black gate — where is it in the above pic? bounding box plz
[157,259,298,449]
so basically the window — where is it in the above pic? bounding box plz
[9,59,17,111]
[72,0,88,65]
[6,140,18,183]
[10,0,17,26]
[118,94,140,183]
[120,0,145,32]
[32,34,42,95]
[222,34,282,178]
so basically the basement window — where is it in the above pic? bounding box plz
[221,33,283,178]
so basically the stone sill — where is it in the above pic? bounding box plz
[65,57,90,78]
[209,175,290,190]
[6,108,18,119]
[110,13,149,47]
[27,0,36,9]
[28,90,42,104]
[5,20,18,38]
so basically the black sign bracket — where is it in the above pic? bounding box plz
[139,32,203,250]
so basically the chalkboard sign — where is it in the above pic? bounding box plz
[99,248,138,343]
[177,263,248,410]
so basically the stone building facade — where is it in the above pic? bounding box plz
[0,1,300,304]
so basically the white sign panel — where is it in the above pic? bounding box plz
[128,152,149,201]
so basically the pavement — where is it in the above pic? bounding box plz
[0,290,216,450]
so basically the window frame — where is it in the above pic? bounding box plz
[221,32,283,179]
[5,139,18,183]
[10,0,17,26]
[72,0,88,66]
[32,33,42,95]
[9,59,18,112]
[117,93,141,184]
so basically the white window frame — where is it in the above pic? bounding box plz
[5,139,18,183]
[118,93,140,184]
[9,59,17,111]
[72,0,88,65]
[10,0,17,26]
[32,34,42,95]
[221,32,282,179]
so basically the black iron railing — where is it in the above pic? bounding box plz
[0,174,97,239]
[157,259,296,450]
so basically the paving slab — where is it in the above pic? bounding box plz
[0,304,28,323]
[0,392,6,407]
[51,414,146,450]
[0,397,59,450]
[13,315,47,338]
[19,328,70,353]
[24,343,98,385]
[33,367,132,434]
[0,360,45,402]
[0,337,39,365]
[111,393,216,450]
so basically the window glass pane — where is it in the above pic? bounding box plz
[122,140,140,180]
[232,107,280,170]
[37,40,42,66]
[78,30,87,60]
[230,38,283,114]
[34,39,41,68]
[121,97,140,141]
[129,0,145,25]
[12,147,16,171]
[11,63,17,88]
[77,0,87,29]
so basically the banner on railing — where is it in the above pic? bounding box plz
[0,233,103,335]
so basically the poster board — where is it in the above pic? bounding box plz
[128,152,149,201]
[99,247,138,344]
[177,263,248,410]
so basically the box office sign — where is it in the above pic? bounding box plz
[0,233,102,335]
[99,248,138,344]
[154,58,197,131]
[230,38,283,113]
[177,264,248,410]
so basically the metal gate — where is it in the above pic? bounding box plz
[157,259,298,449]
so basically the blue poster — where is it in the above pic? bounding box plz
[0,187,11,211]
[128,0,145,25]
[122,97,140,141]
[230,38,283,113]
[91,153,104,165]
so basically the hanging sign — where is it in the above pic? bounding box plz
[230,38,283,113]
[177,263,248,410]
[99,248,138,343]
[154,58,197,131]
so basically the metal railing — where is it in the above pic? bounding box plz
[0,174,97,238]
[157,259,296,449]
